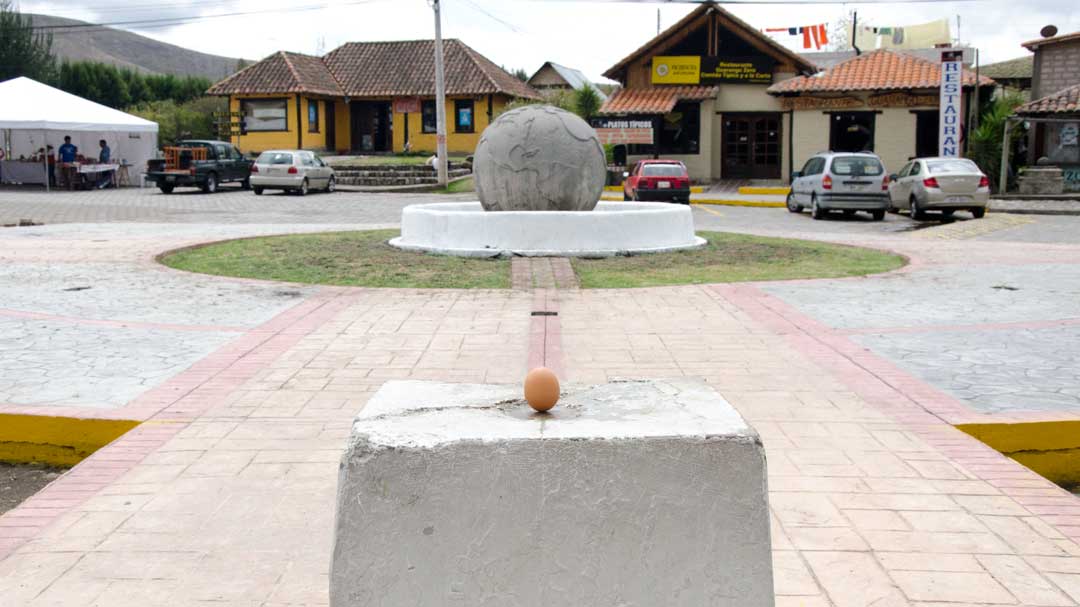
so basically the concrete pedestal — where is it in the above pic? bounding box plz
[331,379,773,607]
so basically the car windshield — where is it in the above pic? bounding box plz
[257,152,293,165]
[927,159,980,174]
[642,164,684,177]
[830,156,884,176]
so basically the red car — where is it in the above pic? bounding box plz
[622,160,691,204]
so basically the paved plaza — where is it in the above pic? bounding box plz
[2,187,1080,605]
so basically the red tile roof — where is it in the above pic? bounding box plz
[209,40,539,100]
[1022,30,1080,50]
[324,39,539,99]
[603,2,815,81]
[1015,83,1080,115]
[767,49,994,94]
[207,51,342,96]
[599,86,718,115]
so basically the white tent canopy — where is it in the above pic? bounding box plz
[0,77,159,189]
[0,77,158,132]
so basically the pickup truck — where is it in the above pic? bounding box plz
[146,140,253,194]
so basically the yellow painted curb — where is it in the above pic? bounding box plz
[693,199,786,208]
[738,186,790,195]
[602,186,705,193]
[957,421,1080,488]
[0,413,140,467]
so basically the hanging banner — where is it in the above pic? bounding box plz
[939,50,963,157]
[590,118,654,145]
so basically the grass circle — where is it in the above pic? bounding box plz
[159,229,905,289]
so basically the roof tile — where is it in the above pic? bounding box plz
[207,51,342,96]
[1015,83,1080,115]
[599,86,717,115]
[767,49,994,94]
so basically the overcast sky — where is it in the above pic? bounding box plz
[19,0,1080,82]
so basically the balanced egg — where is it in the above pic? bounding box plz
[524,367,560,412]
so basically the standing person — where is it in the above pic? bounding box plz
[96,140,113,189]
[57,136,78,188]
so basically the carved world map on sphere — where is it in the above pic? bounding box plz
[474,105,607,212]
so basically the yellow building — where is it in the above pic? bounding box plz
[207,40,540,155]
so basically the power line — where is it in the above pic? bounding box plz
[457,0,524,32]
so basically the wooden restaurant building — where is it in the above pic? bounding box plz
[596,1,992,182]
[207,40,540,155]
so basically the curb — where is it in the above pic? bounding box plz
[602,185,706,193]
[598,195,785,207]
[0,413,139,467]
[989,207,1080,217]
[738,186,790,195]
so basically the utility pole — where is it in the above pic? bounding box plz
[431,0,449,187]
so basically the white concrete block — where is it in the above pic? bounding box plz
[331,379,773,607]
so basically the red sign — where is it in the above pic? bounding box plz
[393,97,421,114]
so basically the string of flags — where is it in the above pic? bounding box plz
[764,24,829,50]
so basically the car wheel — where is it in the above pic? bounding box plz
[972,207,986,219]
[942,209,955,217]
[158,185,173,194]
[786,192,802,213]
[871,210,885,221]
[842,209,856,218]
[326,177,336,193]
[253,187,263,196]
[298,179,309,196]
[811,195,825,220]
[202,173,217,194]
[909,196,925,220]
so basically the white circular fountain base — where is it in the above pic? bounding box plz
[389,201,706,258]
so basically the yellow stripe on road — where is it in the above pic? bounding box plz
[693,199,785,208]
[693,204,723,217]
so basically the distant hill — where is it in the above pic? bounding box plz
[29,14,246,80]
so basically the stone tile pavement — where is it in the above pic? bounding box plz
[2,201,1080,605]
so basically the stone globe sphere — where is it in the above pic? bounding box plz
[473,105,606,212]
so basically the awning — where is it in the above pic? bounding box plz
[599,86,718,115]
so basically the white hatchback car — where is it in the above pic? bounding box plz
[788,152,890,221]
[888,157,989,219]
[250,150,335,196]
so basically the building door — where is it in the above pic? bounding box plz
[722,114,782,179]
[325,101,336,152]
[350,101,392,152]
[829,112,876,153]
[914,111,938,158]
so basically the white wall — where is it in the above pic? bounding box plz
[789,107,928,177]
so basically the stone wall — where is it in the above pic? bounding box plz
[1033,39,1080,99]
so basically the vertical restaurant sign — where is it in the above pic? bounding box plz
[652,56,773,85]
[939,51,963,157]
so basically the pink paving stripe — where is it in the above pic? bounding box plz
[0,307,249,333]
[527,288,565,379]
[709,283,1080,543]
[0,287,363,562]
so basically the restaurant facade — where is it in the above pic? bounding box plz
[207,40,540,155]
[597,2,991,182]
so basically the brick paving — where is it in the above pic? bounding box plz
[1,199,1080,604]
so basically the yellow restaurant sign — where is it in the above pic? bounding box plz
[652,56,702,85]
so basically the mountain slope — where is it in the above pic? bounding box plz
[29,14,245,80]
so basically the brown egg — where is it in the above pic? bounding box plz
[524,367,560,412]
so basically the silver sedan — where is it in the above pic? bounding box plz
[888,157,989,219]
[250,150,335,196]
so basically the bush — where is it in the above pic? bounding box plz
[127,97,226,146]
[969,92,1026,193]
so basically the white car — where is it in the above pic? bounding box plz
[788,152,890,221]
[250,150,335,196]
[888,157,989,219]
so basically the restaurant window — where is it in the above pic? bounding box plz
[455,99,475,133]
[422,100,437,134]
[240,98,288,132]
[308,100,320,133]
[659,102,700,155]
[829,112,876,153]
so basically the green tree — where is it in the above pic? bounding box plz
[128,96,226,145]
[574,86,602,119]
[0,0,55,82]
[512,67,528,82]
[969,91,1026,193]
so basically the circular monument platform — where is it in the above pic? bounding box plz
[389,201,706,258]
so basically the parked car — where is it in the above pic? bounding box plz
[250,150,336,196]
[788,152,889,221]
[146,140,252,194]
[622,160,691,204]
[888,157,989,219]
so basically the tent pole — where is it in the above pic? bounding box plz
[43,130,50,192]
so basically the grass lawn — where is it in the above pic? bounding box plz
[160,230,509,289]
[436,177,474,194]
[160,230,903,290]
[572,231,905,288]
